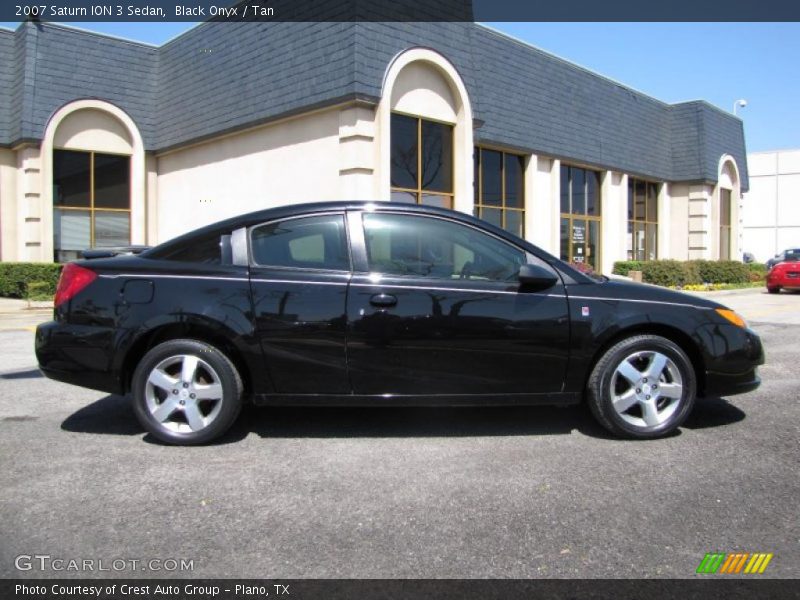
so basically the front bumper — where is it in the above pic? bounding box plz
[700,324,765,398]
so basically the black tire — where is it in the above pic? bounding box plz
[767,286,780,294]
[587,334,697,439]
[131,339,243,445]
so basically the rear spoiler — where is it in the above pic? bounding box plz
[80,246,150,260]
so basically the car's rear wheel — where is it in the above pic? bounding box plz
[587,335,696,439]
[132,339,242,445]
[767,286,780,294]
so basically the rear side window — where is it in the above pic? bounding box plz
[151,233,224,264]
[250,214,349,271]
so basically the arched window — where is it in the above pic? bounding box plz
[380,49,473,215]
[42,100,145,262]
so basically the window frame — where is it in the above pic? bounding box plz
[52,147,132,261]
[247,212,353,274]
[627,177,660,262]
[390,111,455,209]
[559,165,602,271]
[473,146,526,237]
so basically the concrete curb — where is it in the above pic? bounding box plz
[681,287,765,298]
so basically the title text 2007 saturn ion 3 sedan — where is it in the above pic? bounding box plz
[36,202,764,444]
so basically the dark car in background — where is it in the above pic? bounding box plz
[766,248,800,270]
[36,202,764,444]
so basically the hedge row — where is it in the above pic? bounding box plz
[0,263,63,299]
[612,259,751,287]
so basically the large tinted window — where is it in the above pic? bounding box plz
[560,165,602,271]
[390,113,454,208]
[52,149,131,262]
[251,214,349,271]
[627,178,659,262]
[363,213,526,282]
[473,147,526,237]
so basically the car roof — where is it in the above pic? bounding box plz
[142,200,595,284]
[145,201,487,256]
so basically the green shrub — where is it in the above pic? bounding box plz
[0,263,62,298]
[747,263,767,282]
[612,261,644,276]
[641,260,696,287]
[25,281,55,301]
[690,260,749,284]
[613,259,750,287]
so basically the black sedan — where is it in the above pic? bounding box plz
[36,202,764,444]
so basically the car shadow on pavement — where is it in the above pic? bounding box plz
[231,404,616,442]
[683,396,746,430]
[0,368,44,380]
[60,394,746,444]
[61,394,144,436]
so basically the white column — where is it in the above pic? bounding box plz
[525,154,559,255]
[0,148,18,261]
[338,106,377,201]
[687,185,712,260]
[550,158,561,257]
[17,146,44,262]
[146,154,159,246]
[600,171,628,275]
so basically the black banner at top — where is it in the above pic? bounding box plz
[3,0,800,23]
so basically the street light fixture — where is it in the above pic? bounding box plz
[733,99,748,116]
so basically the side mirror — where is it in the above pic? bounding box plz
[518,264,558,289]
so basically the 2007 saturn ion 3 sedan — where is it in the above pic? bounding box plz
[36,202,764,444]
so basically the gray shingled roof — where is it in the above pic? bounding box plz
[0,29,14,144]
[0,21,748,189]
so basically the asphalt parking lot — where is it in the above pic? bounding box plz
[0,289,798,579]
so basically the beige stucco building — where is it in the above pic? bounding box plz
[0,21,748,272]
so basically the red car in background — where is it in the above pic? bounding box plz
[767,255,800,294]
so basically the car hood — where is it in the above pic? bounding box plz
[577,279,726,310]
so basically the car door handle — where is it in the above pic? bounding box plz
[369,293,397,308]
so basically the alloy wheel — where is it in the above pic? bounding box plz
[144,354,224,434]
[609,350,684,430]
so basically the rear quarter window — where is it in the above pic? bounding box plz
[148,233,226,264]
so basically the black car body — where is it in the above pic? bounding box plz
[36,202,764,444]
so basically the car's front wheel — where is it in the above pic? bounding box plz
[587,335,696,439]
[132,339,243,445]
[767,286,780,294]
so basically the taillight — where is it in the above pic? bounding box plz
[54,263,97,307]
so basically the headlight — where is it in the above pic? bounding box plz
[716,308,747,329]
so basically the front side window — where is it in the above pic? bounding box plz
[560,165,601,271]
[363,213,526,282]
[627,178,659,261]
[53,149,131,262]
[251,214,349,271]
[390,113,453,208]
[473,148,525,237]
[720,189,732,260]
